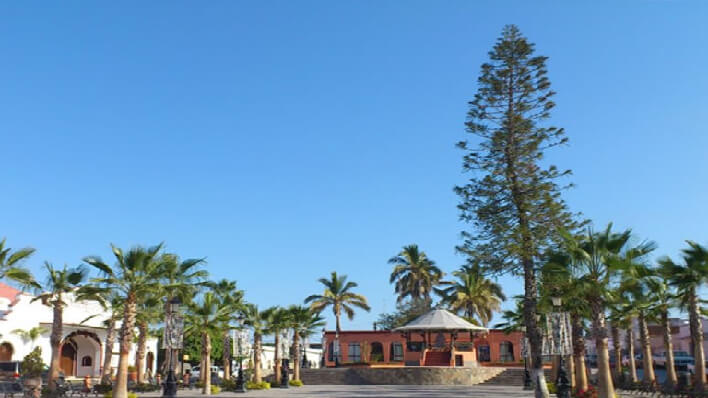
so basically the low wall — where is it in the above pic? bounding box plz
[300,367,505,385]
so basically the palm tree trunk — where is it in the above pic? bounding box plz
[638,311,655,385]
[274,332,281,385]
[571,313,588,391]
[136,321,147,384]
[689,287,706,392]
[611,324,621,384]
[522,261,549,398]
[101,317,116,384]
[48,301,64,392]
[202,331,211,395]
[625,326,638,384]
[293,331,300,381]
[591,299,615,398]
[660,310,677,389]
[253,333,262,383]
[222,332,231,381]
[335,312,341,365]
[114,294,136,398]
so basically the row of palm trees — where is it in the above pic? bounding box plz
[388,244,505,327]
[0,239,326,397]
[493,225,708,397]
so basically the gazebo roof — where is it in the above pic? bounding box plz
[393,309,488,332]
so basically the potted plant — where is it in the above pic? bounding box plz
[21,347,44,398]
[127,365,137,382]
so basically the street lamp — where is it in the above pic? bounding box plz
[234,317,248,393]
[520,326,532,390]
[551,296,571,398]
[163,296,183,398]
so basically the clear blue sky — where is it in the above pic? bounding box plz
[2,1,707,331]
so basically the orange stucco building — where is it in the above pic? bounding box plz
[322,329,523,368]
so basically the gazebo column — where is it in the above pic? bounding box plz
[450,332,456,367]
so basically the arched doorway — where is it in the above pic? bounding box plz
[146,352,154,374]
[0,343,13,361]
[61,342,77,376]
[370,342,383,362]
[500,341,514,362]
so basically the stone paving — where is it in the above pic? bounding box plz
[141,385,536,397]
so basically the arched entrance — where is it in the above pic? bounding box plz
[61,330,102,377]
[61,343,77,376]
[0,342,13,361]
[370,342,384,362]
[146,352,154,374]
[500,341,514,362]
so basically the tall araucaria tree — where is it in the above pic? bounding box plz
[454,24,582,398]
[83,244,164,398]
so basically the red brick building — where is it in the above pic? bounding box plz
[322,323,523,368]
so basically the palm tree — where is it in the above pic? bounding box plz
[435,262,505,326]
[33,262,93,392]
[209,279,243,381]
[185,292,232,395]
[646,275,679,390]
[286,305,325,381]
[262,306,289,385]
[83,243,164,398]
[614,244,657,387]
[562,225,633,398]
[11,326,48,349]
[658,241,708,392]
[0,238,36,287]
[135,294,161,383]
[388,244,443,305]
[304,272,370,336]
[241,303,269,383]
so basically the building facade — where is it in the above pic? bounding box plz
[321,329,523,368]
[0,283,158,378]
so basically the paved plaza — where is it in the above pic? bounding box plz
[142,385,536,397]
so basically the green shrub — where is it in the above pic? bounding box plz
[21,347,45,377]
[104,392,137,398]
[211,385,221,394]
[127,365,137,372]
[93,384,112,394]
[546,382,557,394]
[132,383,160,392]
[246,381,271,390]
[289,379,304,387]
[220,379,236,391]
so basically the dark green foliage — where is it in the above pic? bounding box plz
[455,24,581,274]
[182,330,223,365]
[21,347,45,377]
[375,299,431,330]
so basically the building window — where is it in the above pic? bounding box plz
[81,356,92,367]
[390,342,404,361]
[406,342,424,352]
[477,344,490,362]
[328,342,334,362]
[348,343,361,362]
[499,341,514,362]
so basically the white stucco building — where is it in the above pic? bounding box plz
[0,282,158,379]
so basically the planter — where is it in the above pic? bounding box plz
[23,376,42,398]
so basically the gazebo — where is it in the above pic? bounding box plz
[394,309,487,367]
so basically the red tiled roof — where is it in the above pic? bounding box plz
[0,282,22,302]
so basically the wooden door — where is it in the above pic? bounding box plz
[0,343,13,361]
[60,343,76,376]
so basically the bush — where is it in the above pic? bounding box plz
[573,385,598,398]
[220,379,236,391]
[127,365,137,372]
[211,385,221,394]
[546,382,557,394]
[21,347,45,377]
[289,379,304,387]
[132,383,160,392]
[104,392,137,398]
[246,381,271,390]
[93,384,112,394]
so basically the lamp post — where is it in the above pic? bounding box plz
[163,296,183,398]
[521,326,532,390]
[551,296,571,398]
[234,319,248,393]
